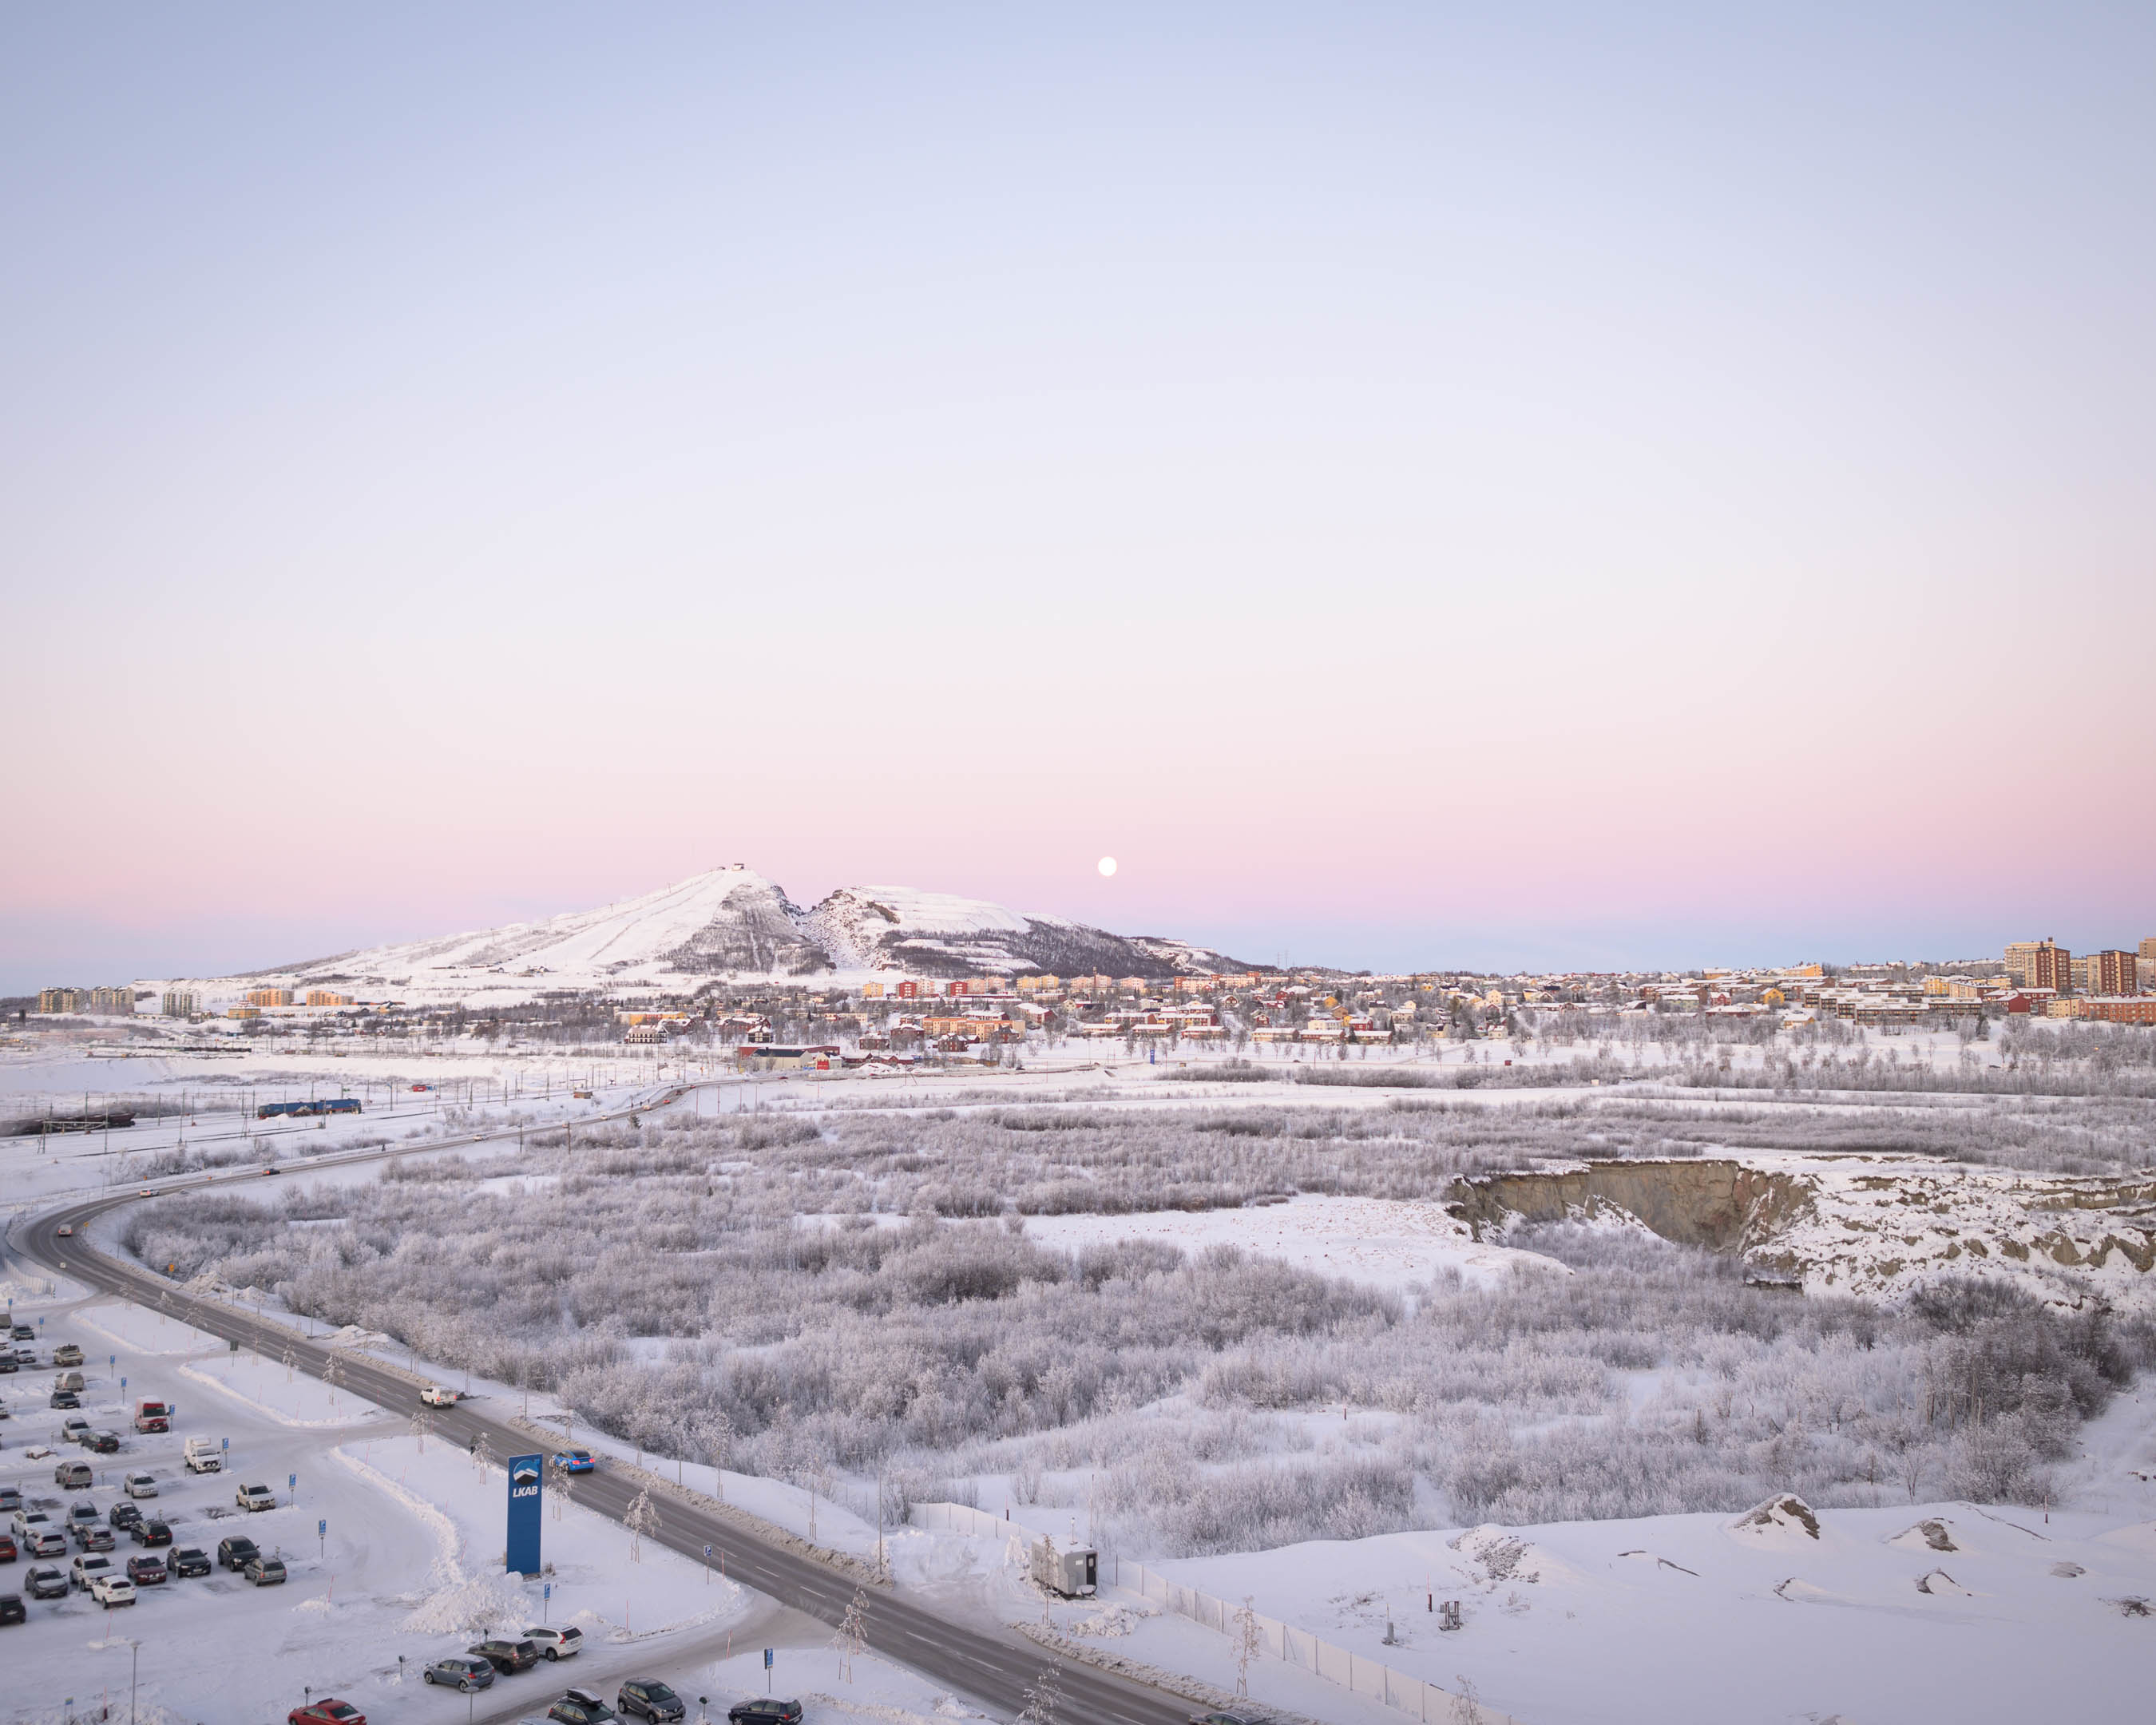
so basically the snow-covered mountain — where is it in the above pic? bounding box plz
[803,886,1249,981]
[157,868,1263,1005]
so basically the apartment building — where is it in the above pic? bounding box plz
[2004,940,2071,992]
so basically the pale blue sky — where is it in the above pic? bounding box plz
[4,6,2152,988]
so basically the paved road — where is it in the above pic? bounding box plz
[14,1113,1197,1725]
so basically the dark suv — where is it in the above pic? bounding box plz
[726,1703,803,1725]
[467,1637,539,1674]
[216,1535,260,1571]
[168,1546,212,1578]
[618,1681,685,1722]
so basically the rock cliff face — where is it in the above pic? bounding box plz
[1447,1160,1813,1255]
[1447,1157,2156,1313]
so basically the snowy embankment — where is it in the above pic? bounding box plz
[338,1433,751,1644]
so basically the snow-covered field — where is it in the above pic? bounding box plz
[1021,1194,1566,1297]
[1148,1493,2156,1725]
[10,1025,2156,1725]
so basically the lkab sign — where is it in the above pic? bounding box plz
[507,1453,543,1575]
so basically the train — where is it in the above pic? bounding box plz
[255,1099,363,1120]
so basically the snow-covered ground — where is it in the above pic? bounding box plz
[1146,1493,2156,1725]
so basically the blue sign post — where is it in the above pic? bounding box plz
[506,1453,543,1575]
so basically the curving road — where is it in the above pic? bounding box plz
[13,1106,1197,1725]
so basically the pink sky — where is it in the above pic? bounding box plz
[5,8,2152,986]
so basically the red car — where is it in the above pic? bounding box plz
[289,1704,366,1725]
[0,1535,15,1563]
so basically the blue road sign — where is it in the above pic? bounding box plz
[763,1649,773,1671]
[319,1518,327,1538]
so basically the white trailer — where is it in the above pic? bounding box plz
[1028,1535,1098,1599]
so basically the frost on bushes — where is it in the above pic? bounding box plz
[121,1104,2155,1557]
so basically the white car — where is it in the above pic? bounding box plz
[10,1509,48,1542]
[523,1624,583,1660]
[123,1472,158,1498]
[235,1482,275,1512]
[89,1572,137,1608]
[419,1384,458,1407]
[183,1438,222,1473]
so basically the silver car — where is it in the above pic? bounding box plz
[423,1656,496,1693]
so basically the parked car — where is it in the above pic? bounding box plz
[0,1354,17,1374]
[109,1501,144,1531]
[14,1346,37,1366]
[468,1636,540,1673]
[123,1472,159,1498]
[133,1401,171,1434]
[421,1656,495,1693]
[0,1486,19,1513]
[53,1344,84,1367]
[236,1482,276,1512]
[724,1702,803,1725]
[242,1553,287,1586]
[89,1572,135,1608]
[216,1535,260,1571]
[69,1523,114,1552]
[54,1461,92,1489]
[0,1535,15,1564]
[54,1370,85,1393]
[85,1430,121,1454]
[525,1624,583,1661]
[0,1592,22,1625]
[617,1679,686,1722]
[28,1529,65,1558]
[287,1702,367,1725]
[553,1449,596,1473]
[184,1437,223,1473]
[546,1689,617,1725]
[60,1416,90,1442]
[65,1503,101,1531]
[49,1389,81,1410]
[69,1554,114,1590]
[168,1545,211,1577]
[24,1564,68,1600]
[7,1326,31,1342]
[125,1554,166,1586]
[132,1518,172,1548]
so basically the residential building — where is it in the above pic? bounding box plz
[244,988,294,1009]
[36,988,83,1013]
[89,986,135,1015]
[2004,940,2071,993]
[226,1005,261,1021]
[2087,950,2141,996]
[161,991,197,1018]
[305,990,353,1008]
[2142,937,2156,964]
[2082,997,2156,1025]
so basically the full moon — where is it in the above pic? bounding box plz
[1097,856,1118,877]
